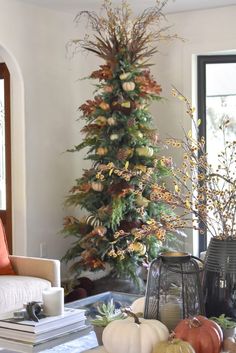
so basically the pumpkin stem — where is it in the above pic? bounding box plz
[123,308,141,325]
[189,317,201,328]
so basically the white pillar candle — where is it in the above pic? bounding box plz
[42,287,64,316]
[159,298,182,330]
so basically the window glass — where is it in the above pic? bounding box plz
[205,62,236,244]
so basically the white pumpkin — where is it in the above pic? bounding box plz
[131,296,145,314]
[91,182,104,192]
[102,313,169,353]
[122,81,136,92]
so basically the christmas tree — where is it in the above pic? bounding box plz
[63,0,181,281]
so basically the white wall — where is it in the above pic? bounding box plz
[2,1,236,279]
[0,0,78,274]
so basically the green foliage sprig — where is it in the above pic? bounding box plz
[210,314,236,329]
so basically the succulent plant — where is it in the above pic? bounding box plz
[91,299,126,327]
[210,314,236,329]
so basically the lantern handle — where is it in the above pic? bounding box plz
[191,255,204,264]
[163,255,204,274]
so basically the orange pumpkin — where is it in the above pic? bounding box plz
[174,315,223,353]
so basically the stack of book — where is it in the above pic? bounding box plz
[0,307,89,346]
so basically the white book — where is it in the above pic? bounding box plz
[0,321,88,344]
[0,308,86,334]
[0,326,92,353]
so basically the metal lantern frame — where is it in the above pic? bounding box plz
[144,252,205,324]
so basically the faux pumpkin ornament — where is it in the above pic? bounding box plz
[96,147,108,156]
[107,117,116,126]
[119,72,131,80]
[131,130,144,139]
[103,85,113,93]
[122,81,136,92]
[110,134,119,141]
[174,315,223,353]
[102,310,169,353]
[154,335,195,353]
[99,102,110,111]
[91,182,104,192]
[96,116,107,126]
[111,99,135,115]
[136,146,154,157]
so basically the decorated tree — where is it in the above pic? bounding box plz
[63,0,182,282]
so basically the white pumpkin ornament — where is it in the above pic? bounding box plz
[102,310,169,353]
[122,81,136,92]
[110,134,119,141]
[91,182,104,192]
[107,117,116,126]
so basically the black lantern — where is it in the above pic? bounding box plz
[144,252,205,330]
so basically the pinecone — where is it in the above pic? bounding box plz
[127,118,136,127]
[117,148,133,161]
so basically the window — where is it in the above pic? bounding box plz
[197,55,236,253]
[0,63,12,252]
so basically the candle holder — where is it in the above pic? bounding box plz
[144,252,205,330]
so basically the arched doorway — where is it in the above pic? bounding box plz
[0,62,12,251]
[0,46,26,255]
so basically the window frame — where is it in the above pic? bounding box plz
[0,63,12,253]
[197,54,236,253]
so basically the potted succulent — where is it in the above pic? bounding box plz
[91,299,126,345]
[210,314,236,339]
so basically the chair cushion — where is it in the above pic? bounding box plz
[0,275,51,315]
[0,219,15,275]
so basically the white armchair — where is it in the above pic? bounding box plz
[0,256,61,318]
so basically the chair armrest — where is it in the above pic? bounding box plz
[9,255,61,287]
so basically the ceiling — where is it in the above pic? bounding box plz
[18,0,236,14]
